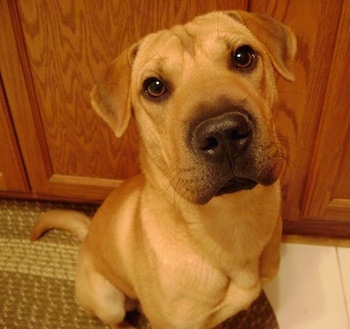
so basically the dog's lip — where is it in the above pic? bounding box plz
[215,177,257,196]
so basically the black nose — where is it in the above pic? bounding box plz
[193,111,252,160]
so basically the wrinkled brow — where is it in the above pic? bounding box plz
[171,25,196,57]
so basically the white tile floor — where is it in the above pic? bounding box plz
[264,243,350,329]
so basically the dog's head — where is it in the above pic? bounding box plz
[91,11,296,204]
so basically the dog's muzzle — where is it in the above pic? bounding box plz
[192,110,258,196]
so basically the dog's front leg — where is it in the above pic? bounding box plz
[259,215,282,283]
[75,250,136,328]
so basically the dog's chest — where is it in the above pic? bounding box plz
[142,211,259,299]
[140,221,261,328]
[147,232,232,309]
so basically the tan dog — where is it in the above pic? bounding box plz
[31,10,296,329]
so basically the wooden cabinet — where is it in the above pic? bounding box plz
[0,0,349,236]
[0,0,142,202]
[303,2,350,223]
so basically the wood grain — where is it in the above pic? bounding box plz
[17,1,139,180]
[0,0,51,196]
[0,76,29,192]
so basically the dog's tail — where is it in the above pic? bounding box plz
[30,210,91,242]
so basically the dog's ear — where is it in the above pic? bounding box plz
[227,11,297,81]
[90,44,138,137]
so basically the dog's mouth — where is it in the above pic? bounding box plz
[215,177,258,196]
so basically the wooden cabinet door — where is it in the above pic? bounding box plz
[1,0,248,202]
[303,1,350,222]
[0,76,29,194]
[250,0,350,236]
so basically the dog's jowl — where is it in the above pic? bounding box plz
[31,10,296,329]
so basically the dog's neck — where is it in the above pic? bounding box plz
[142,157,281,277]
[179,184,281,272]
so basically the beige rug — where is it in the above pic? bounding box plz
[0,199,279,329]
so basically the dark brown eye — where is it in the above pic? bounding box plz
[233,45,256,69]
[143,78,167,98]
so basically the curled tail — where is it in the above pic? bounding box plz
[30,209,91,242]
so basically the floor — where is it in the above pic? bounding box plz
[264,240,350,329]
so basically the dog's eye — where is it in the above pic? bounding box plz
[143,78,167,98]
[233,45,256,69]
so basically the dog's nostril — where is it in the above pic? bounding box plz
[230,119,251,140]
[200,137,219,152]
[231,130,248,140]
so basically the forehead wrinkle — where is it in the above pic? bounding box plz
[140,37,189,82]
[137,18,253,86]
[171,25,196,58]
[186,13,254,52]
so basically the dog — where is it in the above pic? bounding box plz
[31,10,296,329]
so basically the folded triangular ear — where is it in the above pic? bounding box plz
[90,44,138,137]
[227,11,297,81]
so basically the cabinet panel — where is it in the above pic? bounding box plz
[303,0,350,221]
[0,0,51,198]
[0,76,29,193]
